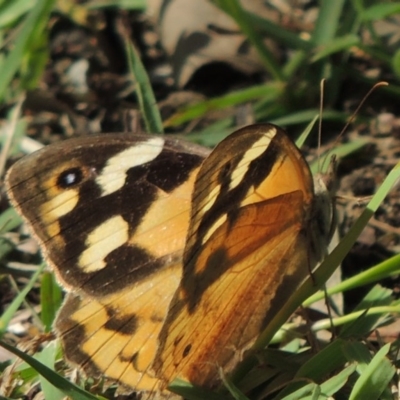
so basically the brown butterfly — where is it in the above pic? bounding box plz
[6,124,335,397]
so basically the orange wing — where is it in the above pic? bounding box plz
[153,124,331,390]
[56,262,181,392]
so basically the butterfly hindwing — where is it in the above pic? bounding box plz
[56,262,181,391]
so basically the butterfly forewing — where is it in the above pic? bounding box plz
[6,133,209,393]
[153,124,332,389]
[7,134,208,296]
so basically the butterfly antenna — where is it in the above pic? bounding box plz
[338,81,388,140]
[321,81,388,172]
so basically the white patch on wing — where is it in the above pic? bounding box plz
[229,128,276,191]
[79,215,129,272]
[96,137,165,196]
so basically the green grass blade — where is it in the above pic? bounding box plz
[295,115,318,148]
[213,0,283,81]
[0,237,15,261]
[169,378,225,400]
[243,12,312,51]
[318,364,357,396]
[344,340,373,367]
[40,272,63,332]
[305,160,400,306]
[0,0,35,29]
[0,0,56,101]
[220,371,249,400]
[349,343,394,400]
[0,339,101,400]
[311,34,360,62]
[0,263,45,335]
[310,139,369,175]
[281,364,356,399]
[273,339,348,399]
[0,207,23,234]
[164,82,283,128]
[309,304,400,335]
[295,339,348,381]
[305,253,400,306]
[86,0,146,10]
[124,36,163,133]
[36,342,65,400]
[270,109,347,127]
[361,3,400,21]
[281,384,319,400]
[312,0,347,44]
[338,285,394,339]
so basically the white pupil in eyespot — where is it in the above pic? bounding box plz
[64,173,76,185]
[57,167,83,189]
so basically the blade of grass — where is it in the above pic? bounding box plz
[0,207,23,234]
[36,342,65,400]
[315,363,357,396]
[0,263,45,335]
[311,34,360,63]
[86,0,147,10]
[312,1,347,45]
[349,343,394,400]
[0,0,35,29]
[213,0,283,81]
[310,305,400,333]
[164,82,283,128]
[281,364,356,399]
[305,253,400,306]
[169,378,225,400]
[243,12,313,52]
[40,272,62,332]
[295,115,318,148]
[269,109,347,127]
[338,288,396,339]
[272,302,399,345]
[361,3,400,21]
[0,0,56,101]
[299,161,400,303]
[121,26,163,134]
[220,370,249,400]
[0,340,101,400]
[296,339,348,381]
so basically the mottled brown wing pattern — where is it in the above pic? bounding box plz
[153,124,334,390]
[6,133,209,393]
[56,262,181,391]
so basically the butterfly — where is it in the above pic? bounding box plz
[5,124,335,397]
